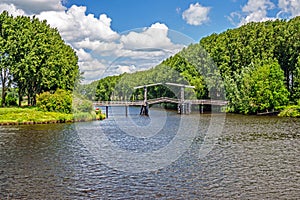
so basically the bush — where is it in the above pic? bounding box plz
[37,89,72,113]
[6,93,18,106]
[278,105,300,117]
[72,93,94,113]
[72,98,93,113]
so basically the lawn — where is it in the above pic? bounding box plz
[0,107,104,125]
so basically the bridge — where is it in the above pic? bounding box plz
[93,82,228,117]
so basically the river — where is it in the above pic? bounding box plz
[0,107,299,199]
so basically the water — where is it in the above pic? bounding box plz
[0,107,299,199]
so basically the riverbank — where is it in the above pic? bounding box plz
[0,107,106,126]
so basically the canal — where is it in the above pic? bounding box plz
[0,107,299,199]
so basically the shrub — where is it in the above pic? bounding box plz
[278,105,300,117]
[72,94,94,113]
[37,89,72,113]
[6,93,18,106]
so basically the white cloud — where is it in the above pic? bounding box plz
[0,3,25,16]
[242,0,275,13]
[74,38,123,57]
[0,0,65,14]
[229,0,300,26]
[278,0,300,18]
[238,0,275,25]
[116,65,136,74]
[182,3,210,26]
[37,6,119,42]
[120,23,180,50]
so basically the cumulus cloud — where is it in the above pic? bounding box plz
[0,3,25,16]
[120,23,182,50]
[0,0,65,14]
[229,0,300,26]
[277,0,300,18]
[230,0,275,26]
[116,65,136,74]
[182,3,210,26]
[37,6,119,42]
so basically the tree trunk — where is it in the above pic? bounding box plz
[27,92,31,106]
[18,89,22,107]
[1,88,6,107]
[1,69,7,107]
[32,94,36,106]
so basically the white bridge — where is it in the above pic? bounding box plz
[93,97,228,106]
[93,82,227,117]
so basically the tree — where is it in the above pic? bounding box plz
[0,11,14,106]
[238,60,289,114]
[0,12,80,106]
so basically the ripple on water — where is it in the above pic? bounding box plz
[0,112,299,199]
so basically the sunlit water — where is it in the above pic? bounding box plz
[0,107,299,199]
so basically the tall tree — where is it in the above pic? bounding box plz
[0,12,80,106]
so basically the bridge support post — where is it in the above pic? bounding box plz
[106,106,109,118]
[125,105,128,117]
[199,104,204,114]
[178,103,190,114]
[187,103,191,114]
[140,102,149,116]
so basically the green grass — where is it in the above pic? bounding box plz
[278,105,300,117]
[0,107,106,124]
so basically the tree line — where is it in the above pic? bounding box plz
[199,17,300,113]
[0,11,80,107]
[81,17,300,114]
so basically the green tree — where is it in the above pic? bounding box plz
[0,12,80,106]
[239,60,289,114]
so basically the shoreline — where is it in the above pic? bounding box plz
[0,107,106,126]
[0,118,97,126]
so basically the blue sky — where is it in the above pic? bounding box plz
[63,0,238,41]
[0,0,299,82]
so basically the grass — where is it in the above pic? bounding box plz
[278,105,300,117]
[0,107,106,125]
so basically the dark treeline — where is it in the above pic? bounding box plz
[82,17,300,114]
[0,11,80,107]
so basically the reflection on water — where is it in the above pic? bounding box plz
[0,109,299,199]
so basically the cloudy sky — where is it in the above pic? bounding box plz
[0,0,299,83]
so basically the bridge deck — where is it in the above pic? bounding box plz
[93,97,228,106]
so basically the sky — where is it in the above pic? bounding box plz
[0,0,299,83]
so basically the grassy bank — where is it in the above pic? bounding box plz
[278,105,300,117]
[0,107,106,125]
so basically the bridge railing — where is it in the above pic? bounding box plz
[93,98,228,106]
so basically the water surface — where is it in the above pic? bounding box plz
[0,108,299,199]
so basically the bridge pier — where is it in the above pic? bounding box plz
[200,104,204,114]
[178,103,192,115]
[106,106,109,118]
[140,102,149,116]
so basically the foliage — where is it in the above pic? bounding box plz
[76,80,99,101]
[95,75,122,101]
[72,93,94,113]
[36,89,73,113]
[278,105,300,117]
[200,18,300,103]
[0,11,80,107]
[225,60,289,114]
[5,92,18,106]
